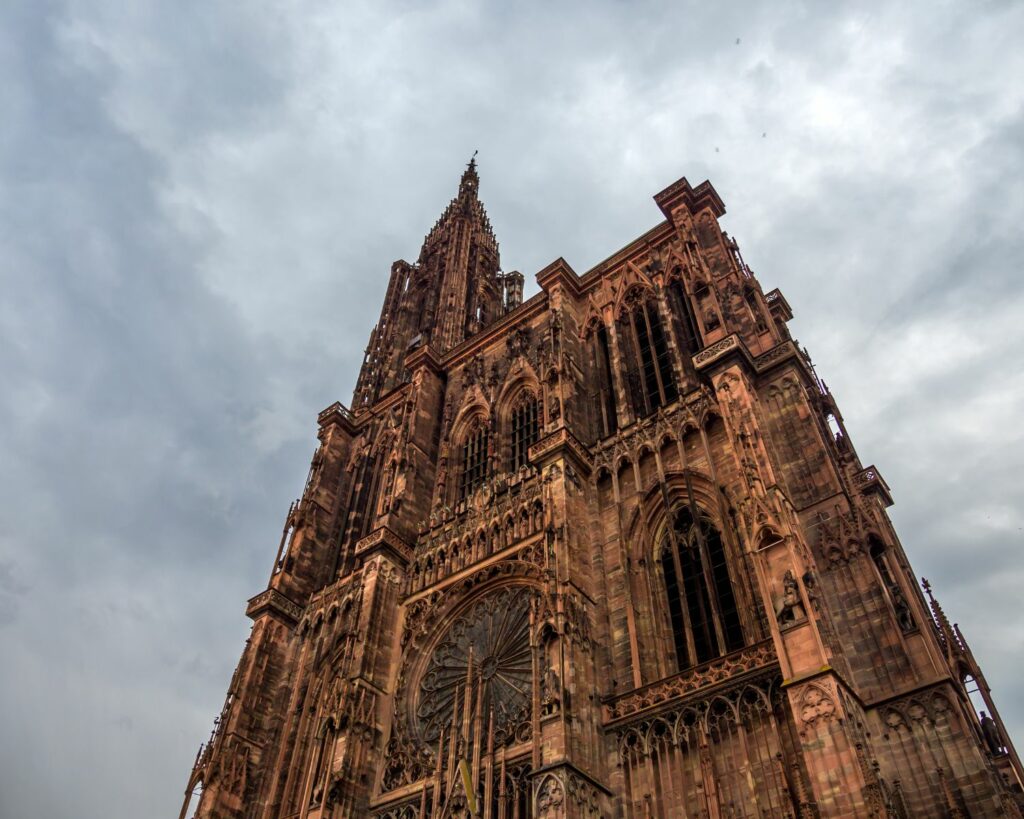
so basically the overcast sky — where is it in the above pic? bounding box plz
[2,1,1022,816]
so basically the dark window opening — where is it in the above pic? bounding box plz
[870,537,915,634]
[623,297,679,419]
[669,279,701,356]
[633,306,660,408]
[661,507,745,671]
[648,305,678,404]
[594,327,618,437]
[459,422,490,500]
[707,526,744,651]
[679,537,716,663]
[510,395,539,470]
[661,547,690,669]
[870,540,895,586]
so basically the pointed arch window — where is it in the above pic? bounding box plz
[667,277,702,356]
[510,393,539,470]
[660,507,744,670]
[459,419,490,500]
[590,325,618,438]
[619,293,678,419]
[869,537,915,634]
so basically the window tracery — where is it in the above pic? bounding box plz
[618,290,678,419]
[660,507,744,670]
[667,277,702,357]
[589,325,618,439]
[458,418,490,500]
[510,392,539,470]
[415,587,533,748]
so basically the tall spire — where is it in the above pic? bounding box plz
[352,158,504,409]
[459,151,479,201]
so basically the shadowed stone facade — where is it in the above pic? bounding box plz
[181,162,1023,818]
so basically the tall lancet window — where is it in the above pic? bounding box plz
[659,507,744,670]
[592,325,618,438]
[668,277,702,356]
[620,293,678,419]
[510,393,539,470]
[459,419,490,500]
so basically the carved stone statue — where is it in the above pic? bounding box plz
[981,711,1006,755]
[541,665,561,716]
[776,569,806,626]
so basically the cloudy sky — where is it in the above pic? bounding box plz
[2,1,1022,816]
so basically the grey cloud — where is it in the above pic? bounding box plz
[1,1,1022,816]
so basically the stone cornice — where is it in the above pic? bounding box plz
[350,382,411,427]
[854,464,894,508]
[691,333,758,376]
[653,176,726,220]
[355,525,414,568]
[316,401,357,435]
[528,426,594,476]
[528,760,614,797]
[752,339,800,374]
[764,287,793,321]
[246,588,303,625]
[577,221,675,291]
[403,343,442,374]
[535,256,583,297]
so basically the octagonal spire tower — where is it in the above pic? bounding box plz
[352,158,505,409]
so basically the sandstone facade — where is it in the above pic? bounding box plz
[181,162,1023,818]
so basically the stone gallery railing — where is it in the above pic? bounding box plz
[604,640,778,724]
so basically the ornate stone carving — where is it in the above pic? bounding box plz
[605,641,777,721]
[776,569,807,626]
[415,586,533,747]
[692,333,739,368]
[245,588,304,624]
[535,774,565,817]
[799,684,836,726]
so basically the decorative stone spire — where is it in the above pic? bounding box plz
[922,577,964,662]
[352,160,503,409]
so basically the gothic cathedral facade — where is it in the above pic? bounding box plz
[181,162,1022,818]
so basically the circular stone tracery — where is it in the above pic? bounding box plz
[415,587,533,747]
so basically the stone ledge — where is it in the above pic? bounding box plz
[355,525,414,567]
[692,333,754,374]
[316,401,357,434]
[528,426,593,475]
[246,588,303,625]
[603,640,778,724]
[854,464,894,507]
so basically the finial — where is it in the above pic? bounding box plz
[922,577,963,659]
[458,152,480,199]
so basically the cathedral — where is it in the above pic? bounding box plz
[181,161,1022,818]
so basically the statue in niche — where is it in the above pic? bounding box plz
[541,665,562,716]
[703,306,721,331]
[981,711,1006,755]
[776,569,806,626]
[889,584,915,633]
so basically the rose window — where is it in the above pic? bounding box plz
[415,587,533,747]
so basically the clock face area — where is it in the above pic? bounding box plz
[413,586,534,749]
